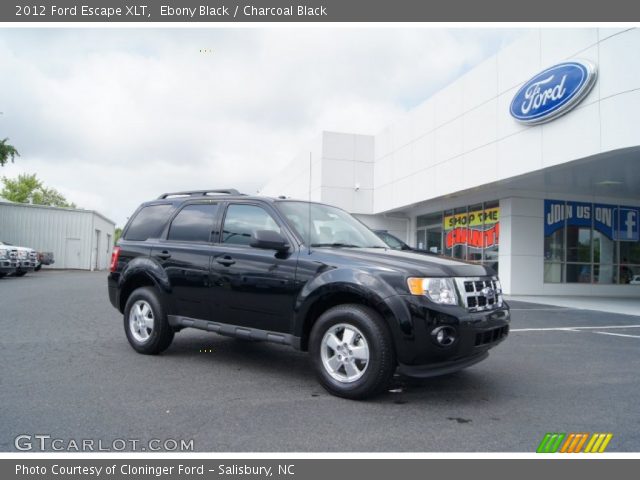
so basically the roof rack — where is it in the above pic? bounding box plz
[157,189,244,199]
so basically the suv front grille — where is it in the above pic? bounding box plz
[455,277,503,312]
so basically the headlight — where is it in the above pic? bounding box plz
[0,248,7,259]
[407,277,459,305]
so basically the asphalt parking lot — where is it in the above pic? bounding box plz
[1,271,639,452]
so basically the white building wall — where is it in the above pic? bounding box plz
[91,214,116,271]
[373,28,640,214]
[261,131,375,213]
[260,134,324,202]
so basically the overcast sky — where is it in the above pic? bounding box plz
[0,28,525,226]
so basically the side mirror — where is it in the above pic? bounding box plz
[250,230,289,252]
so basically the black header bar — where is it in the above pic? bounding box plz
[2,0,640,22]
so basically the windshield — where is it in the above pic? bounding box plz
[277,201,388,248]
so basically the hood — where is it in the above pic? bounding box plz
[311,247,495,278]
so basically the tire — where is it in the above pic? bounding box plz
[309,304,396,400]
[123,287,174,355]
[15,270,27,277]
[0,273,6,278]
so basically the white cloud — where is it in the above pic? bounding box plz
[0,27,524,225]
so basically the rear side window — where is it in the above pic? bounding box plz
[167,204,219,243]
[123,204,173,241]
[222,204,281,246]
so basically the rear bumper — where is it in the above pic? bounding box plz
[108,275,119,310]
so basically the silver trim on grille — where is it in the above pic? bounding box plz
[454,276,504,312]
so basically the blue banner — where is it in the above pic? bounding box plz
[546,200,640,242]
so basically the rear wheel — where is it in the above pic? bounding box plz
[309,304,395,400]
[123,287,174,355]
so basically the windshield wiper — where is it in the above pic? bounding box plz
[310,243,361,248]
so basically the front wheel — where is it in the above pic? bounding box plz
[123,287,174,355]
[309,304,396,400]
[15,270,27,277]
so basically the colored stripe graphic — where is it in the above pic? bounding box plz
[584,433,613,453]
[538,433,613,453]
[560,433,589,453]
[537,433,566,453]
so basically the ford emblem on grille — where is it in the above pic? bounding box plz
[481,287,495,298]
[510,60,597,125]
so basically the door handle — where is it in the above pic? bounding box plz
[216,255,235,266]
[156,250,171,260]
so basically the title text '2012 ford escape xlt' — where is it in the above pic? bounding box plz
[108,189,509,399]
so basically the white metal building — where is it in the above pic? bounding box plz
[0,200,116,270]
[262,28,640,297]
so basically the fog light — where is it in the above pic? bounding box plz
[431,326,457,347]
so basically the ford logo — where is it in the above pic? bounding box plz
[510,60,597,125]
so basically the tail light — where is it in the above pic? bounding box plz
[110,246,121,272]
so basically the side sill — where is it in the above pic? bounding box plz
[168,315,302,350]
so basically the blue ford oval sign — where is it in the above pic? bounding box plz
[510,60,597,125]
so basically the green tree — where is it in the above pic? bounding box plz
[0,138,20,166]
[1,173,76,208]
[114,227,123,244]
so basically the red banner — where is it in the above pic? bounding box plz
[445,223,499,249]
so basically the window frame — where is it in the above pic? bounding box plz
[217,201,297,250]
[122,202,174,242]
[163,201,222,245]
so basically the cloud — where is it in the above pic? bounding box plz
[0,27,524,225]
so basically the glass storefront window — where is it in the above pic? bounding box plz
[544,229,564,262]
[417,201,499,271]
[544,199,640,285]
[544,263,563,283]
[566,226,591,263]
[566,264,591,283]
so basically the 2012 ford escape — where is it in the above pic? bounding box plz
[108,189,509,399]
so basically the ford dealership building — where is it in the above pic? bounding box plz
[261,28,640,296]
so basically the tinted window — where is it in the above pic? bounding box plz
[168,204,219,243]
[124,204,173,241]
[222,204,281,246]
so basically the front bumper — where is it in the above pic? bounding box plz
[397,351,489,378]
[381,294,510,369]
[17,260,36,271]
[1,259,18,273]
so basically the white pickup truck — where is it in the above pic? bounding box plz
[0,241,38,277]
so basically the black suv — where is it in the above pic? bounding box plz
[108,189,509,399]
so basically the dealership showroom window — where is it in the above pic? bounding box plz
[544,200,640,283]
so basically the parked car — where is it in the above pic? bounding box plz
[630,275,640,285]
[108,189,510,399]
[373,230,413,251]
[374,230,436,255]
[35,251,55,271]
[0,244,18,278]
[0,241,37,277]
